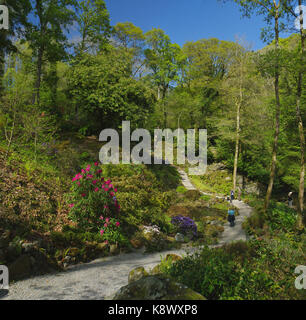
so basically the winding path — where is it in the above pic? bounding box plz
[2,168,253,300]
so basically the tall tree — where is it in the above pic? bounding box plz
[0,0,31,97]
[25,0,76,105]
[283,0,305,222]
[144,28,185,128]
[228,0,287,211]
[75,0,111,55]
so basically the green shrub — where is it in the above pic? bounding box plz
[67,162,120,232]
[176,186,187,194]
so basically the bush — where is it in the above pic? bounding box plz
[99,217,124,244]
[67,162,120,232]
[171,216,197,238]
[268,202,298,233]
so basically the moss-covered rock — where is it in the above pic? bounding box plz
[111,275,206,300]
[8,255,32,281]
[184,190,202,201]
[128,267,149,283]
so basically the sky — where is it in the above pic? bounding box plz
[104,0,273,51]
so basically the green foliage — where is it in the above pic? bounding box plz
[67,163,120,231]
[268,202,298,233]
[163,237,305,300]
[67,48,155,132]
[176,186,187,194]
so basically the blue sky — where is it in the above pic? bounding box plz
[104,0,272,51]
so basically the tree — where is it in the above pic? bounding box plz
[144,28,186,128]
[282,0,305,222]
[113,22,145,78]
[67,47,155,133]
[75,0,111,55]
[25,0,76,105]
[228,0,288,211]
[0,0,31,97]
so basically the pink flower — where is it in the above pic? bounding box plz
[110,192,114,197]
[81,193,86,197]
[104,240,109,244]
[94,162,99,166]
[86,174,93,179]
[81,169,85,174]
[92,180,97,185]
[97,169,102,174]
[114,188,117,192]
[86,165,91,172]
[115,222,120,227]
[100,229,104,235]
[76,182,80,186]
[104,205,108,209]
[94,187,99,192]
[69,203,74,208]
[104,223,108,228]
[99,216,104,220]
[105,218,110,223]
[104,188,109,192]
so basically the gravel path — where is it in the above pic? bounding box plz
[2,168,253,300]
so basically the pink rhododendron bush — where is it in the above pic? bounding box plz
[68,162,121,233]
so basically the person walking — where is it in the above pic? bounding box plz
[288,192,293,208]
[230,190,234,203]
[228,206,236,227]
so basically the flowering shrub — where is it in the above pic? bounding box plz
[171,216,197,238]
[68,162,120,231]
[99,216,122,244]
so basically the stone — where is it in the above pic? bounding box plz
[8,255,32,281]
[225,177,231,181]
[165,253,182,262]
[130,238,143,249]
[22,242,39,253]
[96,243,108,251]
[175,233,185,242]
[111,275,206,300]
[67,247,79,257]
[128,267,149,283]
[110,243,119,255]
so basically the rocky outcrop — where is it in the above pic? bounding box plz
[110,274,206,300]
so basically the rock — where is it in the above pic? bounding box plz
[175,233,185,242]
[225,177,231,181]
[63,255,71,263]
[22,242,39,253]
[111,275,206,300]
[96,243,108,251]
[8,255,32,281]
[184,190,201,201]
[67,247,79,257]
[165,253,182,262]
[130,238,144,249]
[150,264,162,275]
[110,243,119,255]
[128,267,149,283]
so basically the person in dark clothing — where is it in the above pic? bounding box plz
[230,190,234,203]
[228,206,235,227]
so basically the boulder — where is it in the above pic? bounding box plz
[8,255,32,281]
[165,253,182,262]
[128,267,149,283]
[175,233,185,242]
[110,275,206,300]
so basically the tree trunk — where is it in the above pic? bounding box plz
[264,5,281,212]
[296,0,305,225]
[32,47,43,105]
[233,49,243,192]
[233,101,241,192]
